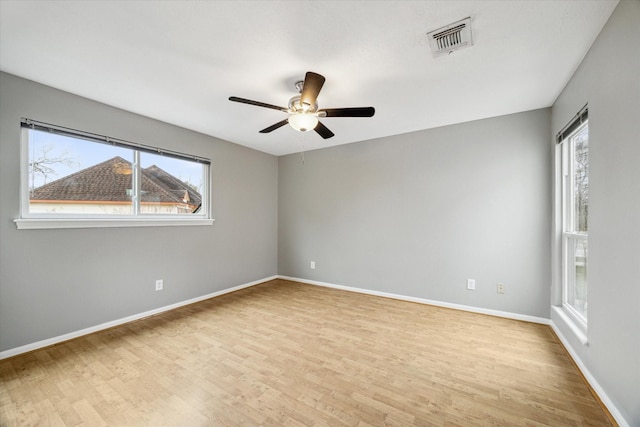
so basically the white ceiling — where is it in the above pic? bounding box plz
[0,1,618,156]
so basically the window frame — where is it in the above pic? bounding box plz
[15,120,214,230]
[559,118,589,332]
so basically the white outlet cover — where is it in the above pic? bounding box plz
[467,279,475,290]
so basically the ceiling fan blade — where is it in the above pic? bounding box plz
[229,96,288,112]
[300,72,325,107]
[259,119,289,133]
[318,107,375,118]
[314,121,335,139]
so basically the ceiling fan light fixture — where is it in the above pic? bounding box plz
[288,113,318,132]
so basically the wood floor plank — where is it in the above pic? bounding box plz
[0,279,614,426]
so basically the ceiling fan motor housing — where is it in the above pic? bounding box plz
[288,95,318,113]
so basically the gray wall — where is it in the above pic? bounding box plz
[279,108,552,319]
[2,2,637,422]
[0,72,278,352]
[550,1,640,424]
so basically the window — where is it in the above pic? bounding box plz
[17,119,212,229]
[559,109,589,328]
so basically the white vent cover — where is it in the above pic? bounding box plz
[427,17,472,57]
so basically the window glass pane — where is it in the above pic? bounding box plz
[28,129,134,215]
[573,125,589,232]
[567,237,588,319]
[139,152,204,214]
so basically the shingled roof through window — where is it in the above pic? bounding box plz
[30,156,202,206]
[144,164,202,207]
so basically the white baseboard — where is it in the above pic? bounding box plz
[277,275,550,325]
[550,320,630,427]
[3,275,627,426]
[0,275,278,360]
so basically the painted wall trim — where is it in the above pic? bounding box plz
[551,320,630,427]
[3,273,627,425]
[278,275,550,325]
[0,275,278,360]
[552,305,588,345]
[14,218,215,230]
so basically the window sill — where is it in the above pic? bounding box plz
[552,305,588,346]
[14,218,215,230]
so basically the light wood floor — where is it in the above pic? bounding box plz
[1,279,613,426]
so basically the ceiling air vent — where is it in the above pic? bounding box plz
[427,17,472,57]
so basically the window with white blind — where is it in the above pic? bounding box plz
[17,119,212,229]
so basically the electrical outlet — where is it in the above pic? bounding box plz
[155,279,163,291]
[497,283,505,294]
[467,279,475,290]
[310,261,316,269]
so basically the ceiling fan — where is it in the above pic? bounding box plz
[229,71,375,139]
